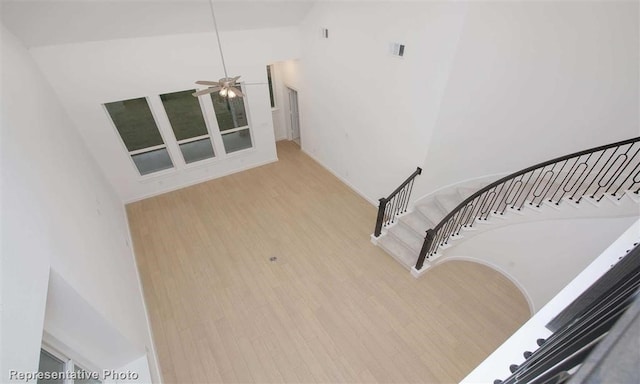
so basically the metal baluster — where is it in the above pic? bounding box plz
[600,144,640,199]
[482,190,498,220]
[612,161,640,198]
[533,169,555,208]
[550,157,582,203]
[539,163,560,204]
[545,160,569,204]
[389,195,398,224]
[491,180,512,214]
[470,192,490,225]
[571,149,612,202]
[594,153,629,201]
[502,178,523,214]
[464,195,480,227]
[442,214,457,245]
[563,154,593,203]
[395,188,406,218]
[384,200,392,226]
[457,203,474,235]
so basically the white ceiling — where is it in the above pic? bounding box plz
[1,0,314,47]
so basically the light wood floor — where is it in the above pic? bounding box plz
[127,141,530,384]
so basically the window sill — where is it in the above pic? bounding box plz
[137,146,257,183]
[138,167,178,183]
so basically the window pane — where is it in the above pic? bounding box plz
[160,90,208,141]
[132,148,173,175]
[179,138,215,164]
[267,66,275,108]
[210,86,248,131]
[105,98,164,152]
[221,129,252,153]
[38,349,64,384]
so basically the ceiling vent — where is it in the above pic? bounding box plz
[390,43,405,58]
[321,28,329,39]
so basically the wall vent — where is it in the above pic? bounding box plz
[391,43,405,58]
[321,28,329,39]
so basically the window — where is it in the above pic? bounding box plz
[210,86,253,153]
[160,90,215,164]
[267,65,276,108]
[38,349,65,384]
[37,348,101,384]
[105,98,173,175]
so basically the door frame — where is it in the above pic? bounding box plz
[285,86,301,144]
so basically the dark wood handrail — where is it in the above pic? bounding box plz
[416,136,640,270]
[434,137,639,234]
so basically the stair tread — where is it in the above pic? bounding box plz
[435,192,461,212]
[416,203,446,224]
[378,235,418,269]
[389,223,424,252]
[399,212,434,235]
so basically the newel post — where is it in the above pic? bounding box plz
[415,229,434,270]
[374,198,388,237]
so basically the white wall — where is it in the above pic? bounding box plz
[297,1,638,206]
[298,1,468,203]
[1,25,157,381]
[414,1,639,199]
[30,27,301,202]
[445,216,638,313]
[269,62,287,141]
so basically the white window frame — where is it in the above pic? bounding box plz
[157,89,218,168]
[40,344,101,384]
[220,126,255,156]
[103,98,176,179]
[197,82,255,156]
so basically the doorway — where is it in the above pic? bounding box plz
[287,87,300,145]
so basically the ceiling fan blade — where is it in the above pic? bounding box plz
[195,80,220,86]
[192,87,221,97]
[229,86,244,97]
[231,75,241,83]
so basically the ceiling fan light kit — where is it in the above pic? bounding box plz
[193,0,244,99]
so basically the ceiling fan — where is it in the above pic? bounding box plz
[193,77,244,98]
[192,0,244,99]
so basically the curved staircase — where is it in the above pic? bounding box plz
[372,137,640,275]
[375,178,490,268]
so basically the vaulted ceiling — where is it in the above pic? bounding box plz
[1,0,314,47]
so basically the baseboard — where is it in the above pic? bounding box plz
[301,149,378,207]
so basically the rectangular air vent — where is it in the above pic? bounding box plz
[321,28,329,39]
[391,43,405,57]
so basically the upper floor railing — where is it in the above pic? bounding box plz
[416,137,640,270]
[374,167,422,237]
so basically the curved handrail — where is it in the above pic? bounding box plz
[415,136,640,270]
